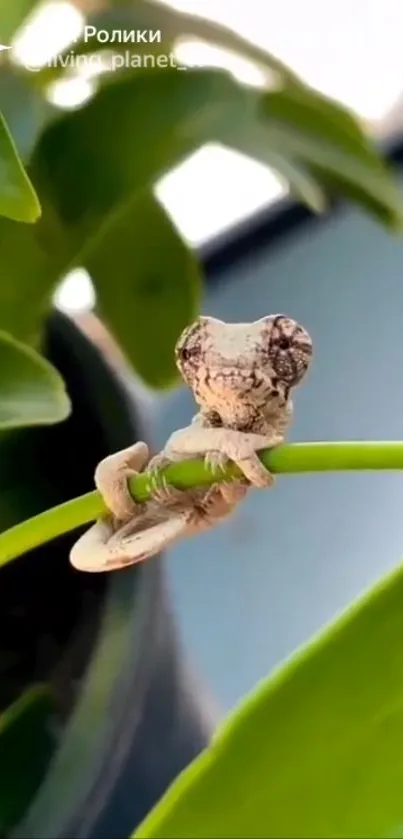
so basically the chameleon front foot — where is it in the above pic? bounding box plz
[146,472,186,506]
[94,440,149,521]
[145,452,189,506]
[235,453,275,488]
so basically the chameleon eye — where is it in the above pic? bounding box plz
[263,315,312,386]
[179,345,200,362]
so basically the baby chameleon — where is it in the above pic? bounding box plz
[70,314,313,572]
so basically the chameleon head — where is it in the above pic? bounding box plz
[175,314,313,416]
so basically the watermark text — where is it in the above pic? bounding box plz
[83,26,162,44]
[32,50,193,73]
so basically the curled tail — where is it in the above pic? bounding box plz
[69,508,193,573]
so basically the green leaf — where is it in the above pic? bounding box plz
[0,67,55,162]
[0,0,39,42]
[257,84,403,229]
[0,685,55,832]
[85,191,201,388]
[0,69,221,354]
[29,65,400,258]
[4,69,239,380]
[133,560,403,839]
[0,330,70,428]
[126,0,302,84]
[220,122,327,213]
[0,109,40,222]
[1,67,401,387]
[31,68,245,221]
[27,69,223,384]
[0,216,57,341]
[31,4,402,222]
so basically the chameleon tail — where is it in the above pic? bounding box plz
[69,509,192,573]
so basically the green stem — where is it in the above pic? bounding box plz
[0,440,403,569]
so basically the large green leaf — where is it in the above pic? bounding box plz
[206,82,403,226]
[85,191,201,387]
[28,1,403,226]
[38,62,403,228]
[0,685,55,833]
[0,0,39,42]
[0,108,40,222]
[0,69,243,383]
[124,0,302,83]
[216,121,328,213]
[28,67,403,263]
[1,67,402,388]
[0,330,70,428]
[30,68,246,225]
[0,67,54,162]
[257,84,403,229]
[10,0,403,228]
[133,559,403,839]
[0,213,58,341]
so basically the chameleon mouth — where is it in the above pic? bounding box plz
[208,374,250,392]
[207,369,268,392]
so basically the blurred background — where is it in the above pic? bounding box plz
[5,0,403,715]
[8,0,403,272]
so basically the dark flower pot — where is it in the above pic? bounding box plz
[0,311,215,839]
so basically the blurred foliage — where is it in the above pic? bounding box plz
[0,107,39,222]
[0,685,55,833]
[0,330,69,428]
[0,0,38,44]
[0,0,402,398]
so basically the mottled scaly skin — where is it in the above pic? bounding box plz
[70,314,313,573]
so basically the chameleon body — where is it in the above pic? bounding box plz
[69,314,312,572]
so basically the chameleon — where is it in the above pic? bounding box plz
[69,314,313,573]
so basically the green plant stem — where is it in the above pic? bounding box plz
[1,440,403,569]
